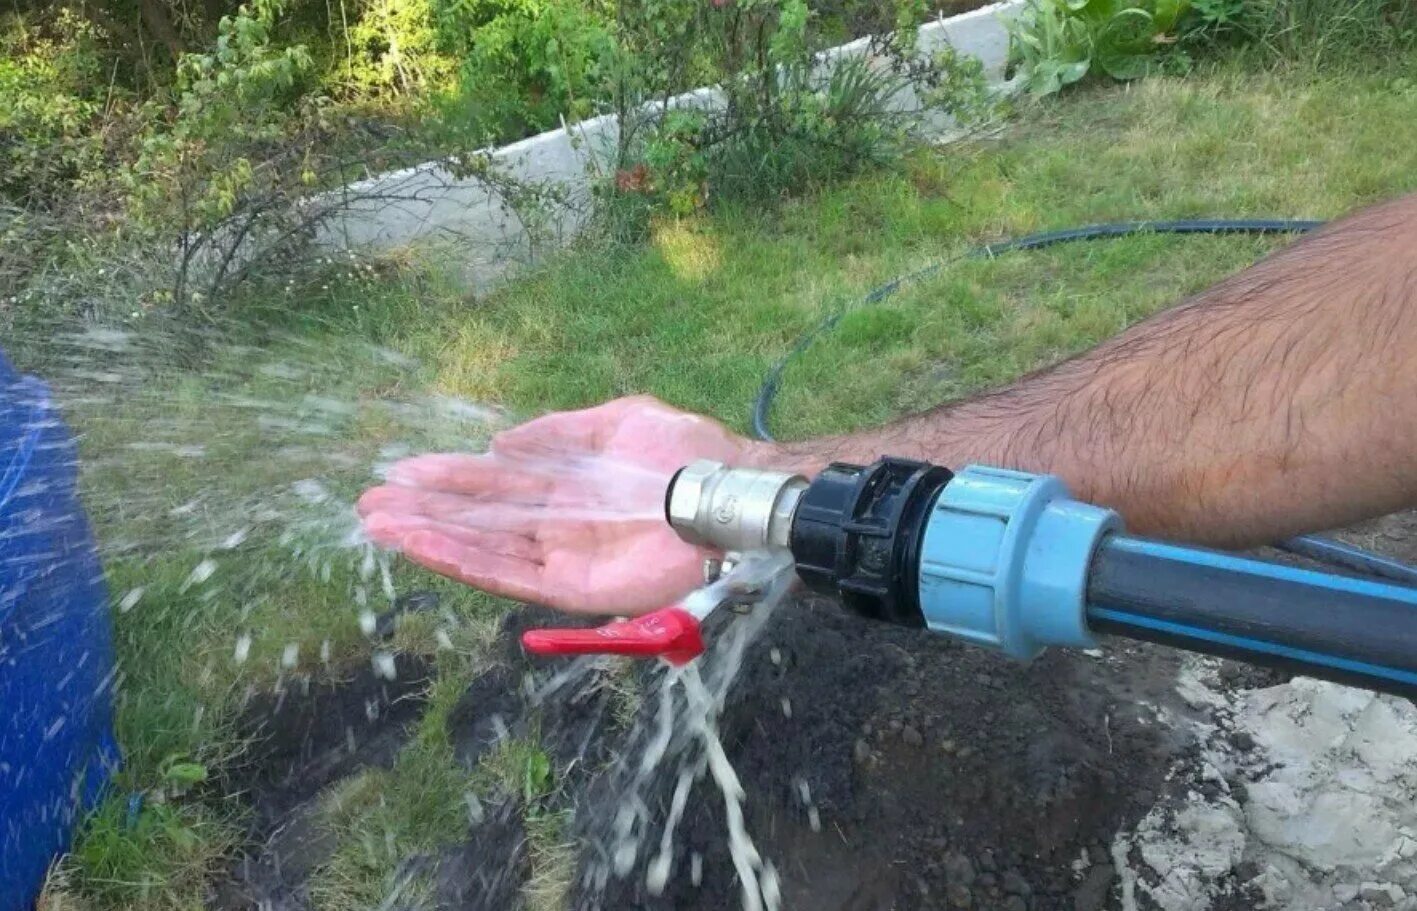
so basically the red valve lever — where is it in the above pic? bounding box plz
[520,606,705,666]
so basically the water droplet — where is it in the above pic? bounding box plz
[219,528,249,550]
[118,587,144,613]
[181,558,217,591]
[464,791,485,824]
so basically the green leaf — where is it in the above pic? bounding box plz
[522,750,551,802]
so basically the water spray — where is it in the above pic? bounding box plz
[525,458,1417,697]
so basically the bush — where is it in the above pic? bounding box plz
[0,9,111,207]
[603,0,995,226]
[433,0,617,140]
[336,0,457,97]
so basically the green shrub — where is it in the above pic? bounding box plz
[433,0,617,139]
[335,0,457,97]
[0,9,111,206]
[604,0,995,225]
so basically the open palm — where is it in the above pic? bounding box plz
[358,396,756,615]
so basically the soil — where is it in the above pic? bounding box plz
[211,512,1417,911]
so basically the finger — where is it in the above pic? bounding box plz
[402,529,548,604]
[362,512,540,562]
[384,453,555,500]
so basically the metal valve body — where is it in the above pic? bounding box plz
[665,460,807,552]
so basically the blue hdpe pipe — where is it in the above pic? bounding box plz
[916,466,1417,697]
[0,351,119,910]
[1086,537,1417,695]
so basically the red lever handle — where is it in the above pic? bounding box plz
[520,606,705,666]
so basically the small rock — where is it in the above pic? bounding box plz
[1230,730,1256,751]
[1360,882,1404,907]
[902,726,924,747]
[941,739,957,754]
[853,739,871,764]
[1073,864,1114,911]
[1333,884,1359,903]
[861,722,873,736]
[1003,871,1031,895]
[944,853,976,886]
[889,719,904,734]
[1004,897,1028,911]
[946,882,973,908]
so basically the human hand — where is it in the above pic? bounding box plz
[357,396,760,615]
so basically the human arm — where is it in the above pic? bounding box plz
[359,193,1417,612]
[760,193,1417,547]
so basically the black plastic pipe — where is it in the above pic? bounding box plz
[1087,535,1417,697]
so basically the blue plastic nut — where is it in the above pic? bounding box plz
[917,465,1121,661]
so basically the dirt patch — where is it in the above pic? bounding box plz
[209,653,432,911]
[578,595,1217,911]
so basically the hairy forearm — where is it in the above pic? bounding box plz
[753,194,1417,547]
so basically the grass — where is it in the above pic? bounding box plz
[49,53,1417,910]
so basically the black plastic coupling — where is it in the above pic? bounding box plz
[789,458,953,627]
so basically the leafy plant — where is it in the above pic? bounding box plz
[523,747,553,804]
[433,0,617,139]
[1009,0,1192,96]
[0,9,111,207]
[159,754,210,798]
[338,0,457,97]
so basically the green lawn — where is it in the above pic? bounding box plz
[54,59,1417,909]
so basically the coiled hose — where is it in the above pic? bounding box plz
[749,218,1417,586]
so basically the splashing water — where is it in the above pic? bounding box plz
[5,312,800,908]
[539,551,797,911]
[0,315,535,801]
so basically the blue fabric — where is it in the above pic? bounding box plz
[0,350,118,911]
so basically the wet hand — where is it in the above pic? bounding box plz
[357,396,758,615]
